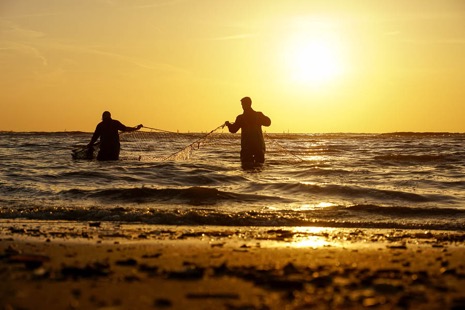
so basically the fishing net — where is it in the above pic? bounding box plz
[72,124,302,163]
[119,125,235,161]
[72,144,99,160]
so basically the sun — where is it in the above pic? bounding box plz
[282,26,345,87]
[288,40,342,83]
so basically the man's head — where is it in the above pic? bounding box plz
[240,97,252,110]
[102,111,112,121]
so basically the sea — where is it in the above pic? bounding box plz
[1,130,464,231]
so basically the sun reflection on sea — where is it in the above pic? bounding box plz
[300,155,327,162]
[257,203,340,248]
[290,237,328,248]
[297,201,337,210]
[262,227,339,249]
[288,227,332,248]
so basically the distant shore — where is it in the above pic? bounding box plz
[1,130,464,135]
[1,220,465,309]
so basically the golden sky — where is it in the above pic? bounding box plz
[1,1,464,133]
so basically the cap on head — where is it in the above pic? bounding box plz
[240,96,252,107]
[102,111,111,120]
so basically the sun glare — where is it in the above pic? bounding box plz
[290,40,341,83]
[282,21,345,87]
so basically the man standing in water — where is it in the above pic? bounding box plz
[88,111,143,161]
[225,97,271,167]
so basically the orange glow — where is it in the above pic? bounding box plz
[1,1,464,132]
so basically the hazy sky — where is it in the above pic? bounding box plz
[1,0,465,132]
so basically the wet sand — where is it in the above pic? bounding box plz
[1,220,465,309]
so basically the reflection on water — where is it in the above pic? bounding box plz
[289,227,333,248]
[298,202,337,210]
[261,227,336,249]
[289,236,329,248]
[1,132,465,231]
[301,155,328,162]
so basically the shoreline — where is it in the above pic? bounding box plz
[1,220,465,309]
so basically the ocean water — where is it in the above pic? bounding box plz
[0,130,464,231]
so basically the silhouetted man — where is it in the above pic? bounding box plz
[225,97,271,166]
[88,111,142,161]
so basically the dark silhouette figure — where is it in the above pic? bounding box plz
[88,111,142,161]
[225,97,271,166]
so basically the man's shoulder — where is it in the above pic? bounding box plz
[111,119,125,127]
[252,111,266,118]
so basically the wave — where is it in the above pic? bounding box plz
[60,186,292,205]
[1,204,465,231]
[59,182,453,206]
[374,154,449,163]
[254,182,453,203]
[343,204,465,217]
[289,168,353,177]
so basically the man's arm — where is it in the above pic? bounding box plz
[118,121,143,132]
[88,124,101,146]
[225,116,241,133]
[260,113,271,127]
[123,124,143,132]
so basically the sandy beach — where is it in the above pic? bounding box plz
[1,220,465,310]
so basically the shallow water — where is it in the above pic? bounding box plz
[0,131,464,230]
